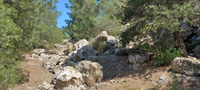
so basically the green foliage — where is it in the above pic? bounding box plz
[136,43,155,53]
[31,27,67,49]
[65,0,125,40]
[170,79,180,90]
[155,48,183,66]
[121,0,187,23]
[92,40,108,53]
[136,43,183,66]
[65,0,99,40]
[120,20,147,47]
[96,0,125,37]
[197,84,200,88]
[0,0,66,89]
[0,52,23,90]
[121,0,200,54]
[93,15,122,37]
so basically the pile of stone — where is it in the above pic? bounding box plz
[30,31,150,90]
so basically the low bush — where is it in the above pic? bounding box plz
[155,48,183,66]
[92,40,108,53]
[135,43,183,66]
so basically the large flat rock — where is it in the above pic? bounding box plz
[171,57,200,76]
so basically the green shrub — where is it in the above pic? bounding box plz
[0,52,23,90]
[136,43,156,52]
[92,40,108,53]
[135,43,183,66]
[155,48,183,66]
[31,27,67,49]
[0,1,66,89]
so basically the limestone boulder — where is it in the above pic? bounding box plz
[39,53,50,61]
[49,43,74,55]
[69,46,98,61]
[107,36,117,48]
[52,66,84,89]
[171,57,200,76]
[43,55,61,72]
[95,31,108,41]
[73,39,90,50]
[76,60,103,83]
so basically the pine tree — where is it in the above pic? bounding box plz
[121,0,200,56]
[65,0,125,40]
[65,0,99,40]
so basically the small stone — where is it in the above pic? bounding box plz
[152,81,158,86]
[31,53,39,58]
[110,80,115,84]
[159,75,167,84]
[159,76,167,81]
[32,49,45,54]
[38,82,51,90]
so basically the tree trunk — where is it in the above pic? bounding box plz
[173,31,188,57]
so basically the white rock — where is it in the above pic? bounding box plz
[107,36,117,48]
[96,31,108,40]
[38,82,51,90]
[171,57,200,76]
[159,76,167,81]
[39,53,50,61]
[32,49,45,54]
[53,66,84,89]
[43,55,61,72]
[76,60,103,83]
[31,53,39,58]
[74,39,90,50]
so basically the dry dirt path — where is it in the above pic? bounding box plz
[12,55,53,90]
[94,54,172,90]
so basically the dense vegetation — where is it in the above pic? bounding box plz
[0,0,66,89]
[64,0,125,40]
[120,0,200,64]
[1,0,200,89]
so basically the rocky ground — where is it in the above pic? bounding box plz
[12,54,200,90]
[12,29,200,90]
[13,54,53,90]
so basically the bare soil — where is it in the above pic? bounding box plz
[12,54,53,90]
[94,55,173,90]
